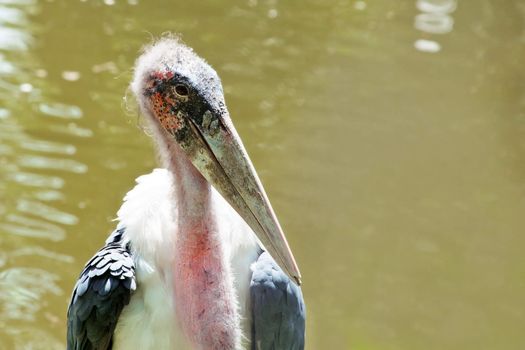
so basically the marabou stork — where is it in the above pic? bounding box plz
[67,38,306,350]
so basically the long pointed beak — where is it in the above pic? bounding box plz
[174,110,302,285]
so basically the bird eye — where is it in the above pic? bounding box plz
[175,84,189,97]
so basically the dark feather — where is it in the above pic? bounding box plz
[67,227,135,350]
[250,251,306,350]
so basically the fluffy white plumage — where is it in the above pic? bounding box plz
[111,168,260,349]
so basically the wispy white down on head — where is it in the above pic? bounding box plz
[131,37,225,117]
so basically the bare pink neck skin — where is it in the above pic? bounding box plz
[160,137,240,350]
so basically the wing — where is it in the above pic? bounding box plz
[67,228,136,350]
[250,251,306,350]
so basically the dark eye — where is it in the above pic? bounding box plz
[175,84,189,97]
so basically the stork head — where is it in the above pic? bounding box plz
[131,38,301,285]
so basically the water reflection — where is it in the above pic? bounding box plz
[416,0,457,13]
[7,171,64,189]
[414,0,458,53]
[0,0,77,347]
[0,267,60,320]
[414,13,454,34]
[0,267,63,350]
[0,213,66,241]
[39,102,83,119]
[19,139,76,155]
[17,155,88,173]
[17,199,78,226]
[48,122,94,138]
[0,27,32,51]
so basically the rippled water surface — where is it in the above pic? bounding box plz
[0,0,524,349]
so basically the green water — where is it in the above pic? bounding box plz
[0,0,524,349]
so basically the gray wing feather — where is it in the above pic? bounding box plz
[250,251,306,350]
[67,228,136,350]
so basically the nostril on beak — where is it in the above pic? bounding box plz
[202,110,213,129]
[202,110,220,136]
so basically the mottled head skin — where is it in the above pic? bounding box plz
[132,38,227,147]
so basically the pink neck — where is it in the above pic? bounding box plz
[161,138,240,350]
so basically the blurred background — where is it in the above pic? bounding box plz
[0,0,524,349]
